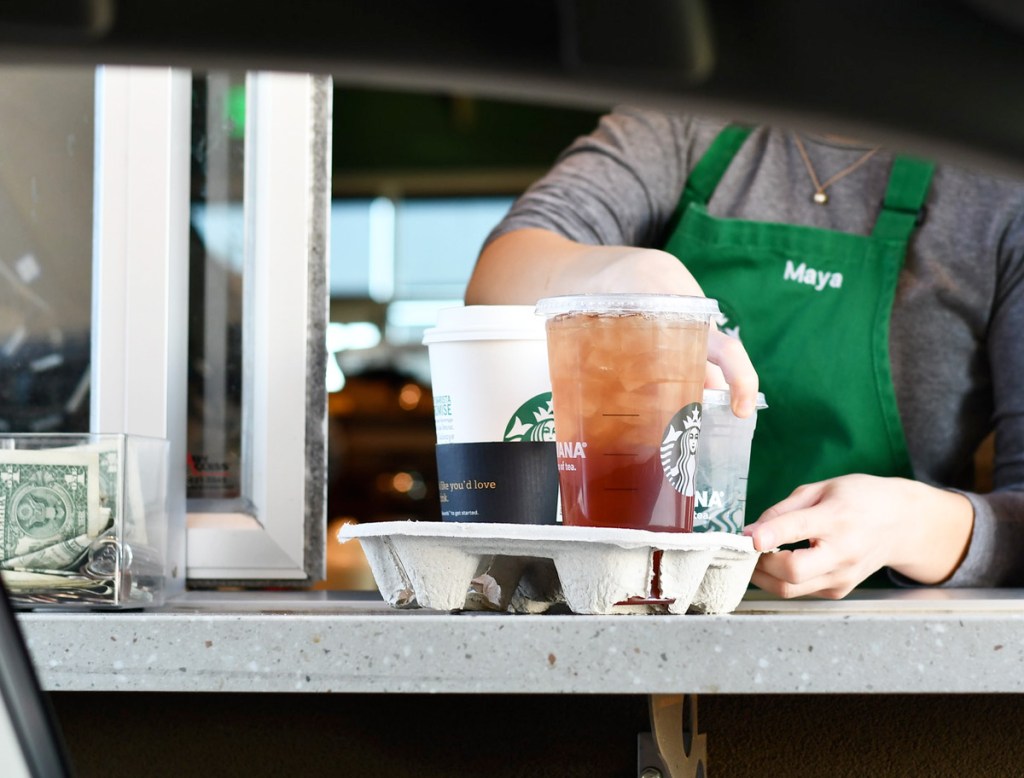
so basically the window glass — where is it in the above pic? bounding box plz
[187,73,246,501]
[0,67,94,434]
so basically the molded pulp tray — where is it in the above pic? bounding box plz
[336,521,761,615]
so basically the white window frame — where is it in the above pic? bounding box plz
[92,66,331,586]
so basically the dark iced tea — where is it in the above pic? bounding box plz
[543,302,712,531]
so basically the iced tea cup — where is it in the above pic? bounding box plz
[535,294,719,532]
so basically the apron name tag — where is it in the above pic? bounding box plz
[783,259,844,292]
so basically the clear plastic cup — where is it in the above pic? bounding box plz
[535,293,719,533]
[693,389,768,533]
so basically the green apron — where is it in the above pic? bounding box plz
[664,125,934,522]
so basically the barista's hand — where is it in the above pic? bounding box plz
[573,244,760,415]
[744,475,974,599]
[466,228,759,417]
[705,328,757,415]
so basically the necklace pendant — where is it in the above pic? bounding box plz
[812,191,828,205]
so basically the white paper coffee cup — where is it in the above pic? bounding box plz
[423,305,554,445]
[423,305,558,524]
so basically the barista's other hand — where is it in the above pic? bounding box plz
[743,475,974,599]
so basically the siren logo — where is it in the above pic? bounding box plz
[660,403,702,496]
[504,392,556,442]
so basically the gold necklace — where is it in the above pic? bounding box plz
[793,133,881,205]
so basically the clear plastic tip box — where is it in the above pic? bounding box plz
[0,433,169,610]
[338,521,761,615]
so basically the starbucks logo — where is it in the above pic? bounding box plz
[504,392,556,442]
[660,403,702,496]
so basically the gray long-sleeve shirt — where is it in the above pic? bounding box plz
[486,107,1024,587]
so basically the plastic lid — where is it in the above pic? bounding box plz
[535,293,720,318]
[703,388,768,409]
[422,305,547,344]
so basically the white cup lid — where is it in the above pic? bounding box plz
[422,305,547,344]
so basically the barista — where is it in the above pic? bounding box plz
[465,107,1024,598]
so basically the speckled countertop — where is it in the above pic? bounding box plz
[17,589,1024,694]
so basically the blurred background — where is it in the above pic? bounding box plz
[314,86,600,589]
[0,66,601,590]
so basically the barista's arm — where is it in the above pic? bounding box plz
[466,228,706,303]
[465,227,759,417]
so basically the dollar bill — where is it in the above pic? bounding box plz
[0,531,92,571]
[0,448,101,563]
[67,438,148,544]
[1,570,101,588]
[1,569,147,608]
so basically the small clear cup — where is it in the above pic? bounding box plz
[692,388,768,533]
